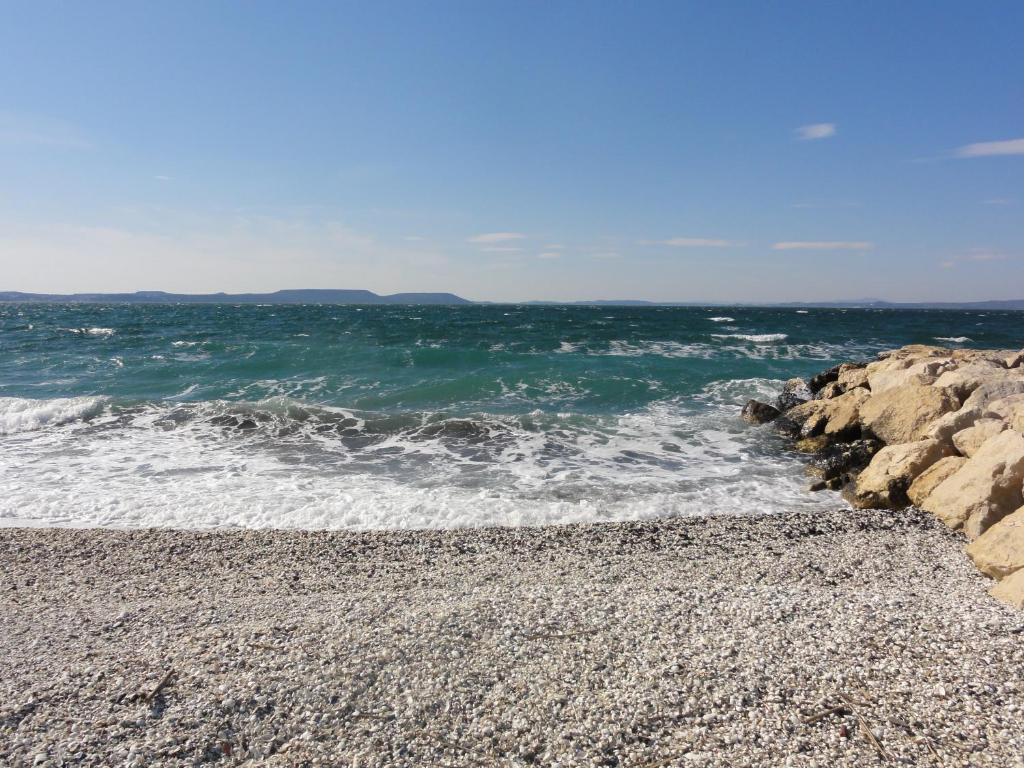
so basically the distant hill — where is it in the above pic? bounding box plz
[0,289,472,305]
[3,290,1023,310]
[772,299,1024,310]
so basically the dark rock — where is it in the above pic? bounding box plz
[808,365,843,394]
[741,400,781,424]
[777,378,813,411]
[810,439,883,481]
[807,480,827,492]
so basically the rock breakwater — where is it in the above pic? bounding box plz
[744,344,1024,609]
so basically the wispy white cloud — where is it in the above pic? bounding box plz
[537,252,561,260]
[982,198,1016,206]
[964,249,1007,262]
[940,249,1011,269]
[0,215,453,293]
[403,235,425,242]
[467,232,525,244]
[955,138,1024,158]
[772,241,872,251]
[543,243,565,249]
[796,123,836,141]
[0,112,91,149]
[644,237,740,248]
[589,252,621,260]
[154,175,172,181]
[480,246,521,253]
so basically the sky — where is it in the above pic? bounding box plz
[0,1,1022,303]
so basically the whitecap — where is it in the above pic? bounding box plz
[0,396,107,436]
[63,327,116,337]
[934,336,972,343]
[708,316,735,322]
[711,333,788,343]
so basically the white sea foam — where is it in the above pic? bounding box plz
[934,336,972,343]
[0,396,107,436]
[63,327,116,337]
[708,316,735,322]
[796,310,809,314]
[711,333,789,342]
[0,391,846,530]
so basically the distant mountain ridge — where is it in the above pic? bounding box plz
[2,290,1023,309]
[0,289,472,305]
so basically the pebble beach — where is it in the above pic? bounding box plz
[3,508,1023,767]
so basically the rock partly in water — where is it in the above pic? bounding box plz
[922,429,1024,538]
[848,439,953,510]
[776,378,812,411]
[740,399,780,424]
[967,506,1024,579]
[808,364,843,394]
[810,439,882,482]
[907,455,968,507]
[859,383,959,445]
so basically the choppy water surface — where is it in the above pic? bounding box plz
[1,303,1021,529]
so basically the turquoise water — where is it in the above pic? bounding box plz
[1,303,1021,529]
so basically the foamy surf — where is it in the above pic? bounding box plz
[0,396,108,436]
[1,302,1009,531]
[0,386,843,530]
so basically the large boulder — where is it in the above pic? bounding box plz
[925,405,983,444]
[921,430,1024,538]
[961,376,1024,411]
[808,364,843,394]
[848,438,952,509]
[984,394,1024,432]
[1006,349,1024,369]
[952,419,1007,457]
[810,439,882,481]
[773,399,829,438]
[776,378,812,411]
[821,387,871,440]
[966,506,1024,579]
[867,358,953,395]
[990,567,1024,609]
[836,366,870,392]
[859,383,959,445]
[907,455,968,507]
[932,361,1006,402]
[741,399,780,424]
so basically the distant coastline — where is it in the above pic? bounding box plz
[2,289,1024,309]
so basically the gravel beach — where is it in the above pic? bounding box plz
[3,509,1023,767]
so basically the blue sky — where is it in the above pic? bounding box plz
[1,1,1022,302]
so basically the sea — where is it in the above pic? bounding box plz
[1,303,1020,530]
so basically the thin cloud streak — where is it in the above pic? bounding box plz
[647,237,740,248]
[796,123,836,141]
[467,232,525,243]
[772,241,873,251]
[955,138,1024,158]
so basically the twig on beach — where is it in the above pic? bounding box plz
[146,669,175,702]
[839,693,891,762]
[524,628,600,641]
[801,704,850,724]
